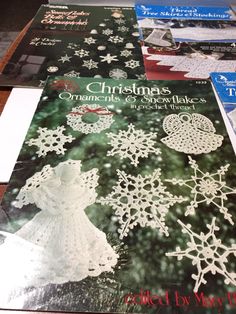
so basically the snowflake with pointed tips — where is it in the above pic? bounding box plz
[58,54,72,63]
[64,70,80,78]
[107,124,161,166]
[100,53,118,64]
[118,26,129,32]
[102,28,113,36]
[109,68,127,80]
[125,60,140,69]
[114,18,125,25]
[67,42,80,49]
[136,74,147,80]
[99,170,184,239]
[74,49,89,57]
[167,156,236,224]
[108,36,124,44]
[26,126,75,157]
[84,37,97,45]
[82,59,99,70]
[166,218,236,292]
[120,49,132,57]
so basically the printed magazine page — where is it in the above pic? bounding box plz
[0,4,145,88]
[135,4,236,80]
[0,76,236,313]
[211,72,236,152]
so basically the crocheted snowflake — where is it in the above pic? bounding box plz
[166,218,236,292]
[84,37,96,45]
[118,26,129,32]
[99,170,184,239]
[125,60,140,69]
[58,54,72,63]
[100,54,118,64]
[107,124,161,166]
[167,156,236,224]
[82,59,98,70]
[102,28,113,36]
[109,68,127,80]
[120,49,132,57]
[108,36,124,43]
[114,18,125,25]
[66,104,114,134]
[64,70,80,78]
[26,126,75,157]
[74,49,89,57]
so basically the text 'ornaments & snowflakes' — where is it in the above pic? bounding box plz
[161,112,223,154]
[98,169,185,239]
[166,156,236,224]
[166,218,236,293]
[66,104,114,134]
[26,126,75,157]
[106,124,161,167]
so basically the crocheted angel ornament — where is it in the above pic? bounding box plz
[161,112,223,154]
[0,160,118,295]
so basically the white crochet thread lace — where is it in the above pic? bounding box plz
[0,160,118,287]
[98,169,185,239]
[147,54,236,79]
[166,218,236,292]
[107,124,161,166]
[66,104,114,134]
[167,156,235,224]
[161,112,223,154]
[26,126,75,157]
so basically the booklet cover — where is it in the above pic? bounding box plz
[136,4,236,80]
[0,76,236,313]
[211,72,236,152]
[0,4,145,88]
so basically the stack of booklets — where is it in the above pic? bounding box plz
[0,3,236,314]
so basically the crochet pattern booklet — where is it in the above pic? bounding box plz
[0,76,236,313]
[136,4,236,80]
[211,72,236,153]
[0,4,145,88]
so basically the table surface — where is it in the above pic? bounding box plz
[0,21,31,201]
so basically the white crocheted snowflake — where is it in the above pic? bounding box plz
[82,59,98,70]
[167,156,236,224]
[120,49,132,57]
[118,26,129,32]
[84,37,96,45]
[74,49,89,57]
[64,70,80,78]
[26,126,75,157]
[67,42,80,49]
[166,218,236,292]
[100,53,118,64]
[114,18,125,25]
[107,124,161,166]
[58,54,72,63]
[102,28,113,36]
[99,170,184,239]
[125,60,140,69]
[108,36,124,43]
[66,104,114,134]
[109,68,127,80]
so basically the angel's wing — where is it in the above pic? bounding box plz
[15,165,53,208]
[192,113,215,133]
[162,114,182,134]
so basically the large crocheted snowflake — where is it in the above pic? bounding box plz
[109,68,127,80]
[99,170,185,239]
[167,156,236,224]
[82,59,98,70]
[166,218,236,292]
[26,126,75,157]
[125,60,140,69]
[107,124,161,166]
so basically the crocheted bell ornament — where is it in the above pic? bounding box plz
[0,160,118,289]
[161,112,223,154]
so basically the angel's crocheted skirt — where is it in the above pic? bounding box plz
[0,209,118,293]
